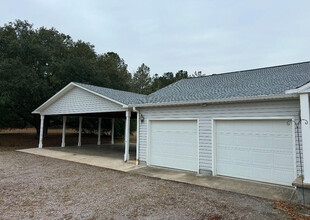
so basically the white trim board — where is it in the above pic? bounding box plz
[32,83,75,114]
[286,81,310,94]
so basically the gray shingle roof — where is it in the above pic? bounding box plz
[74,62,310,106]
[74,82,147,105]
[146,61,310,104]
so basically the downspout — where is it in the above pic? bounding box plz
[133,107,140,165]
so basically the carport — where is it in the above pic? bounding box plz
[32,82,146,163]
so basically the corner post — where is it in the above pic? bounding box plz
[78,116,83,147]
[61,116,66,147]
[300,93,310,183]
[38,115,45,148]
[136,112,140,165]
[111,118,115,144]
[124,110,131,161]
[97,117,102,145]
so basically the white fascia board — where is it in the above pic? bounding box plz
[130,94,298,108]
[32,82,76,114]
[285,81,310,94]
[32,82,127,114]
[72,83,127,107]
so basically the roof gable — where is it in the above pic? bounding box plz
[41,86,124,115]
[33,82,127,114]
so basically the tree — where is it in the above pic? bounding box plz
[131,63,151,94]
[191,71,205,77]
[175,70,188,80]
[0,20,131,135]
[149,70,188,93]
[0,20,55,134]
[0,20,190,137]
[95,52,131,91]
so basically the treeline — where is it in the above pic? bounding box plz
[0,20,203,135]
[131,64,204,95]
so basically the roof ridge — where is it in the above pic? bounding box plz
[183,61,310,80]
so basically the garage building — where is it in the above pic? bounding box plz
[33,61,310,187]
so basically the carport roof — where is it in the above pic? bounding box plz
[74,82,147,105]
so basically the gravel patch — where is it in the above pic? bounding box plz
[0,151,289,219]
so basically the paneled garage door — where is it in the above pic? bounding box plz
[149,120,198,171]
[215,120,296,186]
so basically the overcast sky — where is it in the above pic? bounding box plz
[1,1,310,75]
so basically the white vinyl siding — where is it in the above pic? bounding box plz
[41,87,124,115]
[138,100,303,175]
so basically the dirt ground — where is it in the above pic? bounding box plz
[0,129,309,219]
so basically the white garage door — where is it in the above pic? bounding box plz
[149,120,198,171]
[215,120,295,186]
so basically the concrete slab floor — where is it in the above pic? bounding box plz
[18,144,141,172]
[130,166,297,202]
[45,144,136,159]
[18,145,297,203]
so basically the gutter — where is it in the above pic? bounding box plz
[129,94,298,108]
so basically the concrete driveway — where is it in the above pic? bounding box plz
[19,144,296,202]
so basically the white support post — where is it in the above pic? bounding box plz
[136,112,140,165]
[61,116,67,147]
[111,118,115,144]
[97,117,102,145]
[124,119,126,144]
[38,115,44,148]
[78,116,83,147]
[124,111,131,161]
[300,94,310,183]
